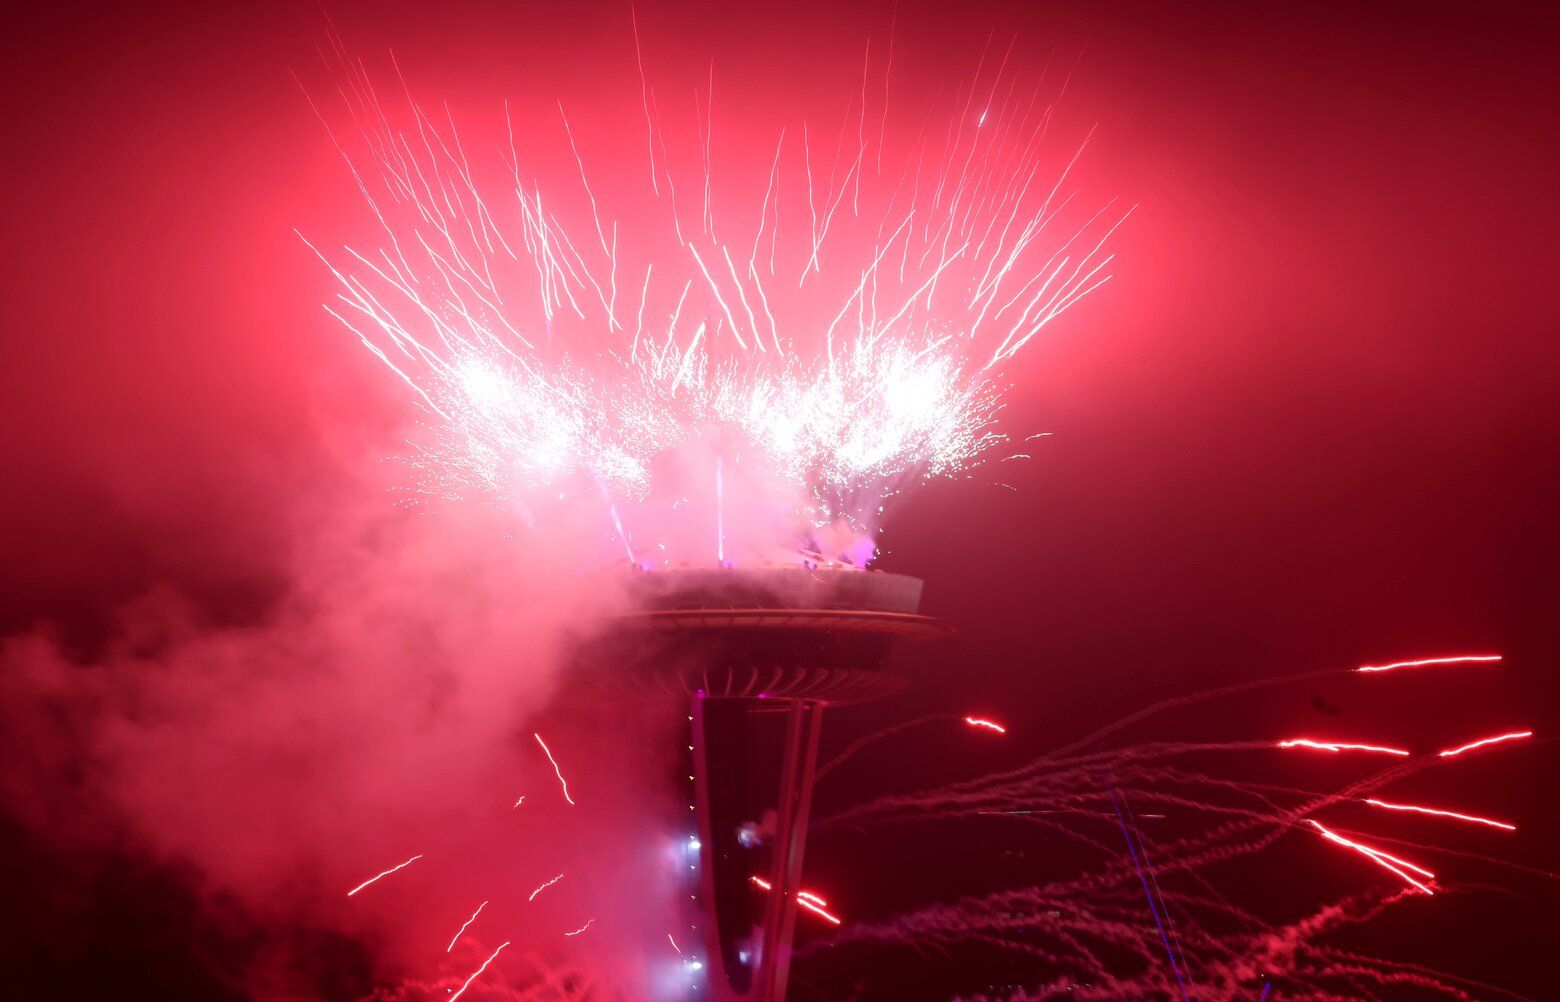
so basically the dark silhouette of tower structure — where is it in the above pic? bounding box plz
[589,566,951,1001]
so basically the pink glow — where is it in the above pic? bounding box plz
[964,716,1007,734]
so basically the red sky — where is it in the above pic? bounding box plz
[1,1,1556,997]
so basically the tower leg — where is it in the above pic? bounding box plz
[756,699,825,1002]
[689,696,826,1002]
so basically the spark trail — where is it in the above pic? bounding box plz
[534,731,576,805]
[346,853,423,897]
[1306,820,1436,895]
[800,652,1535,999]
[750,876,844,925]
[1437,730,1532,758]
[1277,738,1411,757]
[446,900,488,952]
[529,872,565,902]
[449,940,510,1002]
[1363,799,1516,831]
[1356,654,1503,674]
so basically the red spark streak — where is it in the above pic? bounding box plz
[533,732,576,805]
[446,901,488,952]
[1306,820,1435,895]
[1437,730,1533,758]
[667,932,682,954]
[799,898,843,925]
[1278,738,1410,757]
[529,872,565,901]
[1364,799,1516,831]
[345,853,423,897]
[749,876,844,925]
[1356,654,1502,673]
[563,917,595,937]
[450,940,510,1002]
[964,716,1007,734]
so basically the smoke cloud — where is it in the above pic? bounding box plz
[0,473,682,997]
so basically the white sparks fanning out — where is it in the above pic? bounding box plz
[305,39,1128,566]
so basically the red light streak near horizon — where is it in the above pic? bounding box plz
[1306,820,1435,895]
[449,940,510,1002]
[749,876,844,925]
[1278,738,1410,757]
[563,917,596,937]
[446,900,489,952]
[1363,799,1516,831]
[964,716,1007,734]
[345,853,423,897]
[529,872,565,901]
[534,732,576,805]
[1437,730,1533,758]
[1356,654,1502,674]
